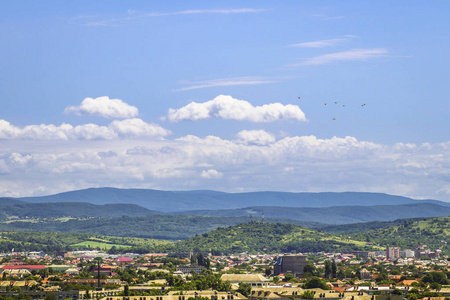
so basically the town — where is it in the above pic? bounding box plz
[0,244,448,300]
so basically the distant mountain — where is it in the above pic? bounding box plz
[17,188,450,212]
[0,215,318,240]
[175,203,450,224]
[0,198,26,206]
[0,202,160,219]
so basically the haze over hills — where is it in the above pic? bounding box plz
[175,203,450,224]
[0,202,160,219]
[13,187,450,212]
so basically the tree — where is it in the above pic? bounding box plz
[237,283,251,297]
[300,291,315,299]
[430,282,442,291]
[283,273,295,282]
[325,260,332,279]
[422,272,448,285]
[45,293,57,300]
[303,264,316,276]
[332,261,337,278]
[303,277,330,290]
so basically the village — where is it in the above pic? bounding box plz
[0,245,448,300]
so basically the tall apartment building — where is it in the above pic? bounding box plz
[273,254,307,276]
[386,247,400,259]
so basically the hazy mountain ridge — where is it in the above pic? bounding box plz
[16,187,450,211]
[0,202,160,219]
[175,203,450,224]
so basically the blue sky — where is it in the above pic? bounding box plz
[1,1,450,201]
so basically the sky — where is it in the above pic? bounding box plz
[1,1,450,201]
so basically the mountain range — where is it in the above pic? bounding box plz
[0,188,447,227]
[11,187,450,211]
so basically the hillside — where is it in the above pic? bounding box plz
[0,202,160,219]
[159,222,379,254]
[0,215,318,240]
[349,216,450,254]
[0,231,171,253]
[17,188,450,211]
[318,218,426,234]
[175,203,450,224]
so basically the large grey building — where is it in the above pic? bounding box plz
[273,254,307,276]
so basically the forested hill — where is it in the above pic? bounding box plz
[348,216,450,253]
[0,202,160,219]
[17,188,450,211]
[175,203,450,224]
[158,222,378,255]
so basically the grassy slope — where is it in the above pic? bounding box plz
[349,216,450,254]
[162,222,380,254]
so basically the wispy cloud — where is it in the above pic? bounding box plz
[76,8,264,26]
[290,35,355,48]
[291,48,389,66]
[310,13,344,21]
[147,8,265,17]
[175,76,278,91]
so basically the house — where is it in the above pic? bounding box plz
[220,274,270,288]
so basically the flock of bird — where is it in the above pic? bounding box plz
[297,96,366,121]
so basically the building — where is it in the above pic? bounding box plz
[359,268,372,280]
[220,274,270,288]
[401,249,415,258]
[386,247,400,259]
[175,265,205,274]
[273,254,307,276]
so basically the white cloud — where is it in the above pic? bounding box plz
[201,169,223,179]
[0,119,170,140]
[164,95,307,123]
[175,76,278,91]
[109,118,171,138]
[65,96,139,119]
[236,130,275,146]
[290,36,355,48]
[293,48,388,66]
[2,123,450,202]
[0,134,450,199]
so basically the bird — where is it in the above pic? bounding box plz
[361,104,366,107]
[342,105,345,107]
[334,101,338,104]
[324,103,327,105]
[298,96,301,99]
[332,118,336,120]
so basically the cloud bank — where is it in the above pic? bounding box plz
[65,96,139,119]
[164,95,307,123]
[0,119,170,140]
[2,133,450,202]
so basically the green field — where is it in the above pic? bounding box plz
[71,241,131,249]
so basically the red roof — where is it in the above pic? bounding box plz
[3,265,46,270]
[116,257,133,262]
